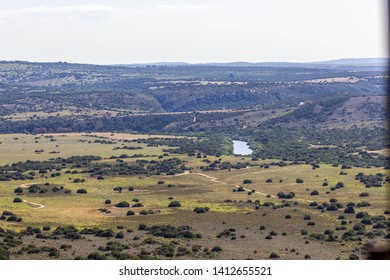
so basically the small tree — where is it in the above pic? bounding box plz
[344,206,355,214]
[168,201,181,207]
[115,201,130,208]
[126,210,135,216]
[14,187,24,194]
[13,197,22,203]
[76,189,87,194]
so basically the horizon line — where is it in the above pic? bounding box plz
[0,57,388,66]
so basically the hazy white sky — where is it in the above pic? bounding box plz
[0,0,387,64]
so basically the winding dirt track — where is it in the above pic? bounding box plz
[174,171,313,203]
[22,199,45,209]
[19,183,46,209]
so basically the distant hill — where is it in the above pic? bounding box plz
[310,58,389,66]
[117,58,388,70]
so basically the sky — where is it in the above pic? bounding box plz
[0,0,387,64]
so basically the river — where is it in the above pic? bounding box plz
[232,140,253,155]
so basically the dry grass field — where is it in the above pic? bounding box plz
[0,133,388,260]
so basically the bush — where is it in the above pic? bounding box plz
[359,192,369,197]
[76,189,87,194]
[115,232,124,239]
[243,179,252,184]
[344,206,355,214]
[304,215,311,220]
[115,201,130,208]
[353,223,365,231]
[269,252,280,259]
[194,207,210,214]
[211,246,222,252]
[236,186,245,192]
[285,215,292,219]
[132,203,144,208]
[87,252,107,260]
[349,254,359,260]
[168,201,181,207]
[355,212,368,219]
[0,246,10,260]
[138,224,148,230]
[104,199,111,205]
[310,190,319,196]
[126,210,135,216]
[266,178,273,183]
[361,218,373,225]
[296,178,304,183]
[14,187,24,194]
[326,204,338,211]
[13,197,22,203]
[49,248,60,258]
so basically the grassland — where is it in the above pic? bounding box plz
[0,133,388,260]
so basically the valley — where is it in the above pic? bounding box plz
[0,61,388,260]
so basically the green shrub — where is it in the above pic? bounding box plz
[126,210,135,216]
[13,197,22,203]
[349,254,359,260]
[138,224,148,230]
[344,206,355,214]
[87,252,107,260]
[14,187,24,194]
[269,252,280,259]
[76,189,87,194]
[168,201,181,207]
[132,203,144,208]
[115,201,130,208]
[211,246,222,252]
